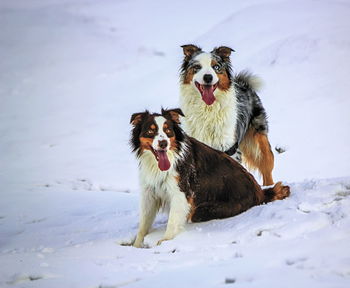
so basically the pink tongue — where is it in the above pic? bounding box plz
[201,86,216,105]
[157,150,171,171]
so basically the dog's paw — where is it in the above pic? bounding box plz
[132,238,145,248]
[132,242,143,248]
[118,236,135,247]
[130,240,151,249]
[157,238,171,246]
[119,241,133,246]
[120,241,150,248]
[156,239,165,246]
[132,241,151,249]
[157,233,178,246]
[273,182,291,200]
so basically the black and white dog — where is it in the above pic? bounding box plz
[180,45,275,186]
[130,109,290,247]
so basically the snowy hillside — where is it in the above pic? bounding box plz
[0,0,350,287]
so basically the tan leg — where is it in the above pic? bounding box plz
[239,127,274,186]
[133,191,159,248]
[157,191,190,245]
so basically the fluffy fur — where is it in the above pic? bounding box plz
[180,44,275,185]
[130,109,290,247]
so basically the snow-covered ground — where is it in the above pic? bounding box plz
[0,0,349,287]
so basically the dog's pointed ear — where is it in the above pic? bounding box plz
[211,46,235,59]
[130,111,149,126]
[181,44,202,58]
[162,108,184,124]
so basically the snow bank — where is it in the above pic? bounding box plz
[0,0,349,287]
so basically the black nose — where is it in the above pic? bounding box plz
[159,140,168,149]
[203,74,213,84]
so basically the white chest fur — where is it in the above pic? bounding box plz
[180,84,238,151]
[138,150,180,207]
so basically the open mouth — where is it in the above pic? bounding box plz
[150,146,171,171]
[195,81,218,105]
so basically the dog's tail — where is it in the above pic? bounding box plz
[262,182,290,203]
[234,70,263,92]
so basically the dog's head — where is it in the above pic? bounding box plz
[130,109,185,171]
[180,44,234,105]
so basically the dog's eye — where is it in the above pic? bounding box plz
[213,64,221,72]
[165,129,171,134]
[147,129,154,135]
[193,65,202,72]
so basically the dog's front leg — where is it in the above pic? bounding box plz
[157,191,190,245]
[133,190,158,248]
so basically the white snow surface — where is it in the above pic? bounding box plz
[1,0,350,287]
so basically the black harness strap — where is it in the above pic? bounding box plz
[224,142,238,156]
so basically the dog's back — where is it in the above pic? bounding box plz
[180,137,290,222]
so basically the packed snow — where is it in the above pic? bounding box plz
[0,0,349,287]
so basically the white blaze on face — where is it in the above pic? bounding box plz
[152,116,169,151]
[152,116,172,171]
[192,53,219,85]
